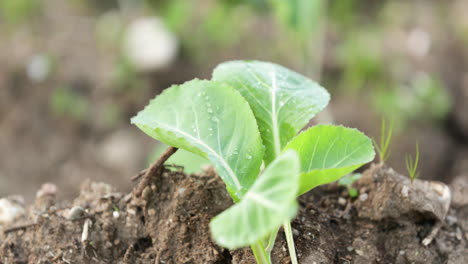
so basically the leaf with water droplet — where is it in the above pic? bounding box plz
[210,150,300,249]
[131,79,265,200]
[213,60,329,164]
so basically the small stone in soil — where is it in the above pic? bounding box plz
[148,209,156,216]
[338,197,347,206]
[401,185,409,197]
[113,211,120,219]
[359,193,368,202]
[66,206,85,220]
[292,228,299,236]
[446,215,457,225]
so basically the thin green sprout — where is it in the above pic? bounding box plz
[405,143,420,183]
[373,118,394,165]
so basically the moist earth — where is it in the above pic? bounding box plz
[0,165,467,264]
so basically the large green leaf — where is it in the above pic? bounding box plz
[210,150,300,249]
[213,60,329,164]
[285,125,375,195]
[131,79,264,200]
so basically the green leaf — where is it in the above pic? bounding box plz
[285,125,375,195]
[213,60,329,164]
[210,150,300,249]
[131,79,264,200]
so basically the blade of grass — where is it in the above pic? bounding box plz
[373,118,394,164]
[405,143,420,183]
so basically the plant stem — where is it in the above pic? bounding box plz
[283,221,298,264]
[251,241,271,264]
[265,228,279,253]
[133,146,178,197]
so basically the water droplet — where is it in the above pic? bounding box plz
[279,101,285,106]
[207,108,213,113]
[247,155,252,160]
[208,127,213,131]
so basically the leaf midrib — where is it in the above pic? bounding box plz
[244,65,282,158]
[244,191,281,212]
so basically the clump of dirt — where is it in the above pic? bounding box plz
[0,165,467,263]
[0,167,233,263]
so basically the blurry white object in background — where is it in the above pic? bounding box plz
[26,54,52,83]
[98,129,142,175]
[36,183,58,198]
[124,17,178,72]
[407,28,431,58]
[0,197,25,225]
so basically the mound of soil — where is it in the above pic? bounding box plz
[0,165,467,263]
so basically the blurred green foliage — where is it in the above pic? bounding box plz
[0,0,41,25]
[337,28,385,93]
[328,0,357,28]
[111,56,144,91]
[102,103,124,128]
[158,0,192,32]
[50,86,89,121]
[95,11,124,50]
[269,0,324,39]
[140,0,452,131]
[373,73,451,128]
[2,0,453,135]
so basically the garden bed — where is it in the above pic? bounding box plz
[1,164,466,263]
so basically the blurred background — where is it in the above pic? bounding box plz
[1,0,467,202]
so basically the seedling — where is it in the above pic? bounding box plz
[373,118,394,165]
[338,173,362,198]
[132,60,375,263]
[406,143,420,183]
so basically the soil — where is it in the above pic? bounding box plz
[1,164,467,264]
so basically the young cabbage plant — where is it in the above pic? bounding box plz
[213,60,375,263]
[132,61,375,264]
[131,79,300,263]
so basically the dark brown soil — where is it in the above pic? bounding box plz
[1,165,467,264]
